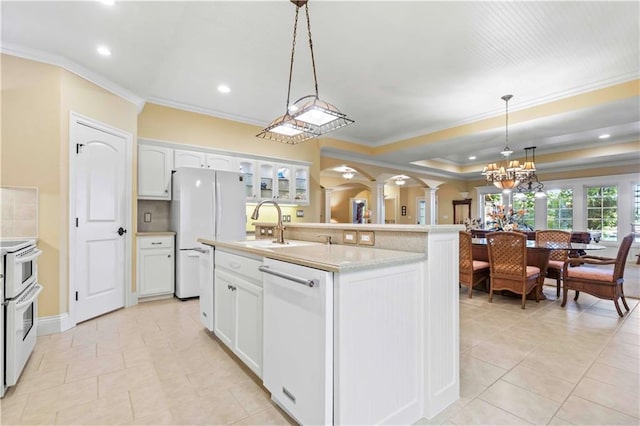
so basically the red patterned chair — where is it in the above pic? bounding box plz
[486,231,540,309]
[562,234,634,317]
[459,231,490,298]
[536,230,572,297]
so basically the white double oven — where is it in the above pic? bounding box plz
[1,239,43,397]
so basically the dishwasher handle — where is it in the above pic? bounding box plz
[258,265,318,288]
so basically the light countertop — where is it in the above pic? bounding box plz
[198,238,425,272]
[136,231,176,236]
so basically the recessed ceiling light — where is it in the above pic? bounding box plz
[598,134,610,139]
[96,45,111,56]
[98,0,115,6]
[217,85,230,94]
[468,156,476,160]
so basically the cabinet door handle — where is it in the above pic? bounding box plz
[151,242,162,245]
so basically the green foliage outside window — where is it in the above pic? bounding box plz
[512,193,535,229]
[586,186,618,241]
[547,189,573,230]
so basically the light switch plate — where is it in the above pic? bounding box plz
[144,212,152,223]
[358,231,375,246]
[343,230,357,244]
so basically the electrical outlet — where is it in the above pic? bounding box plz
[343,230,357,244]
[358,231,375,246]
[144,212,152,223]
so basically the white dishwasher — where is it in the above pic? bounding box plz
[260,258,333,425]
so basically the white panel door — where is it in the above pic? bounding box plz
[74,123,126,323]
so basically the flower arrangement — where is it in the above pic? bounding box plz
[487,205,526,231]
[463,217,483,231]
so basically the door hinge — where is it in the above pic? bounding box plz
[76,143,85,154]
[75,217,79,227]
[75,291,78,301]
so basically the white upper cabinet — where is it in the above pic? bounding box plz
[205,153,236,171]
[174,149,206,168]
[138,145,173,200]
[174,149,237,171]
[140,141,310,205]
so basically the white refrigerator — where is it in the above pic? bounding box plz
[171,167,246,299]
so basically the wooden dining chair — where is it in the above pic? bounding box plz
[562,233,634,317]
[459,231,490,298]
[486,232,540,309]
[536,230,572,297]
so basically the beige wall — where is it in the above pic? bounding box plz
[1,54,137,317]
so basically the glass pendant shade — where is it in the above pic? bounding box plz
[257,1,353,144]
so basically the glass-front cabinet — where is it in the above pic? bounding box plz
[238,159,258,201]
[259,163,275,200]
[276,164,293,203]
[294,166,309,204]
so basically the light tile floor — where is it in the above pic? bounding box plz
[1,277,639,425]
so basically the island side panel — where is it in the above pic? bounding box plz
[333,260,424,425]
[423,230,460,419]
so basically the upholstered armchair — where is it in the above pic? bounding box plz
[486,231,540,309]
[459,231,490,298]
[562,234,634,317]
[536,230,572,297]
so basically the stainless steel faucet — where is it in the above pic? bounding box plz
[251,200,285,244]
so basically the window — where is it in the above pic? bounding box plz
[587,186,618,241]
[483,193,502,228]
[547,189,573,230]
[512,193,535,230]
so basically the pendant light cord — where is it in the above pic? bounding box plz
[285,5,301,114]
[304,4,319,98]
[285,3,320,113]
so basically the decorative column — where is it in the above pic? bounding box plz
[369,182,385,224]
[323,188,333,223]
[424,187,439,225]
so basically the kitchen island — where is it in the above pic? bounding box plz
[199,223,461,424]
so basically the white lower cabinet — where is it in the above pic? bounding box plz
[137,235,175,298]
[214,250,263,377]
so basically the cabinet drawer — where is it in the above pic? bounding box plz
[216,250,262,284]
[138,236,174,249]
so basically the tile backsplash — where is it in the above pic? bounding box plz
[137,200,171,232]
[1,186,39,238]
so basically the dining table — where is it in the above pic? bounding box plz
[471,237,606,300]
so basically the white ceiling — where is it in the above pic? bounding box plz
[2,1,639,179]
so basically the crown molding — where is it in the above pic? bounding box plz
[1,43,146,113]
[145,96,265,127]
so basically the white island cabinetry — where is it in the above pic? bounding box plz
[214,249,263,377]
[200,224,460,424]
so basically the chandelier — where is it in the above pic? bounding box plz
[392,175,408,185]
[515,146,546,198]
[482,94,522,191]
[334,165,357,179]
[256,0,354,144]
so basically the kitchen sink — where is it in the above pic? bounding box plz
[235,239,321,249]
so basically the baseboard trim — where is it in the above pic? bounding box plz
[37,313,74,336]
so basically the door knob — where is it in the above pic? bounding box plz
[117,227,127,236]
